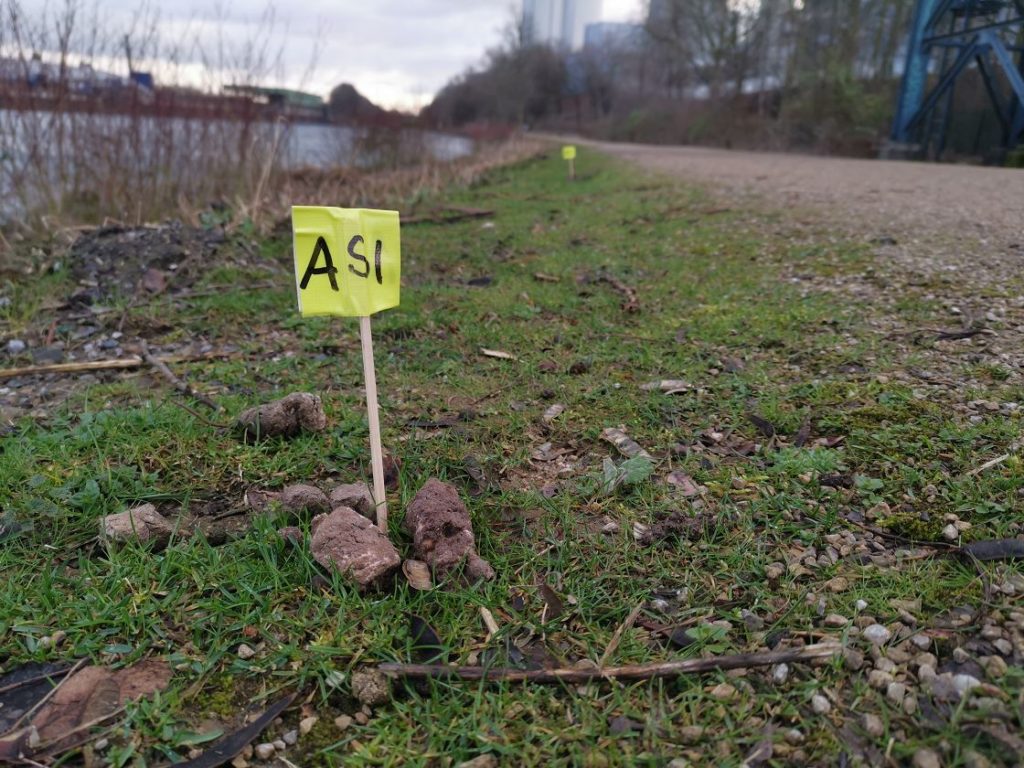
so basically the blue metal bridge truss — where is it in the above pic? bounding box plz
[892,0,1024,158]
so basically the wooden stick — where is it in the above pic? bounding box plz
[0,351,230,381]
[598,603,643,668]
[359,315,388,534]
[140,341,220,411]
[378,643,840,684]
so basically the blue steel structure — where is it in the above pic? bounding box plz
[892,0,1024,157]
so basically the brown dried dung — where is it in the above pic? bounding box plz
[235,392,327,442]
[310,507,400,590]
[329,483,376,522]
[99,504,174,549]
[639,510,714,546]
[404,478,495,582]
[244,484,330,518]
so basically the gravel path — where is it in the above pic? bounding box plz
[587,140,1024,299]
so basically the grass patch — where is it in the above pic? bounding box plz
[1,148,1021,766]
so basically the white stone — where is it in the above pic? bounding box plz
[862,624,891,645]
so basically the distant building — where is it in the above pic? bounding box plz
[583,21,644,51]
[523,0,602,50]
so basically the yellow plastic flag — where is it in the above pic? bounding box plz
[292,206,400,317]
[562,145,577,160]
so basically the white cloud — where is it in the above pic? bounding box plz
[16,0,649,110]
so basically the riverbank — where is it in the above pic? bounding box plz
[1,147,1022,766]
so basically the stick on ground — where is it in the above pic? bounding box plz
[379,642,839,684]
[140,341,220,411]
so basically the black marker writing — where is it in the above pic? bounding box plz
[374,240,383,284]
[299,236,339,291]
[347,235,369,278]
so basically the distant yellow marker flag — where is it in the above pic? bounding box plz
[562,145,577,180]
[292,206,400,534]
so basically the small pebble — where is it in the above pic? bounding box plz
[253,743,275,761]
[354,711,369,725]
[283,730,298,746]
[886,681,907,704]
[679,725,704,744]
[709,682,736,700]
[299,715,318,735]
[855,599,868,612]
[772,663,789,684]
[94,738,109,751]
[824,614,848,628]
[335,714,353,730]
[862,713,884,738]
[811,694,831,715]
[912,748,941,768]
[785,728,805,745]
[942,524,959,541]
[862,624,891,645]
[272,739,286,752]
[237,644,256,660]
[5,339,26,354]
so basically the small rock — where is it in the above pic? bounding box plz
[354,711,369,726]
[963,750,993,768]
[310,507,400,590]
[862,713,884,738]
[237,643,256,660]
[855,599,868,612]
[811,694,831,715]
[912,748,941,768]
[765,562,785,580]
[843,648,865,671]
[868,670,894,689]
[886,682,907,704]
[825,577,848,592]
[456,756,498,768]
[94,738,110,751]
[253,743,275,761]
[772,663,789,684]
[741,609,764,631]
[981,655,1008,679]
[282,730,298,746]
[709,682,736,700]
[299,715,319,735]
[824,614,848,628]
[953,673,982,697]
[335,714,353,730]
[272,739,286,752]
[99,503,174,549]
[862,624,892,645]
[679,725,704,744]
[230,757,249,768]
[5,339,26,354]
[903,695,918,715]
[942,524,959,541]
[329,483,377,522]
[351,668,391,707]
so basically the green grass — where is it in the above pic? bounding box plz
[1,148,1022,766]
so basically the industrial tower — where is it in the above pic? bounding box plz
[891,0,1024,160]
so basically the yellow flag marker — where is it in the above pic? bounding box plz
[562,145,577,180]
[292,206,400,533]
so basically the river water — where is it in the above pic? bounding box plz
[0,111,474,223]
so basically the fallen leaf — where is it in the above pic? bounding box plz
[536,582,565,621]
[640,379,690,394]
[747,413,777,438]
[140,267,167,294]
[408,614,446,663]
[0,662,73,733]
[793,418,812,448]
[172,693,295,768]
[402,560,432,591]
[480,348,517,361]
[601,427,652,459]
[542,404,565,423]
[666,471,702,498]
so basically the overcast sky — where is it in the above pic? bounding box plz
[85,1,645,110]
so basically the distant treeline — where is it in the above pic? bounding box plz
[425,0,1003,158]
